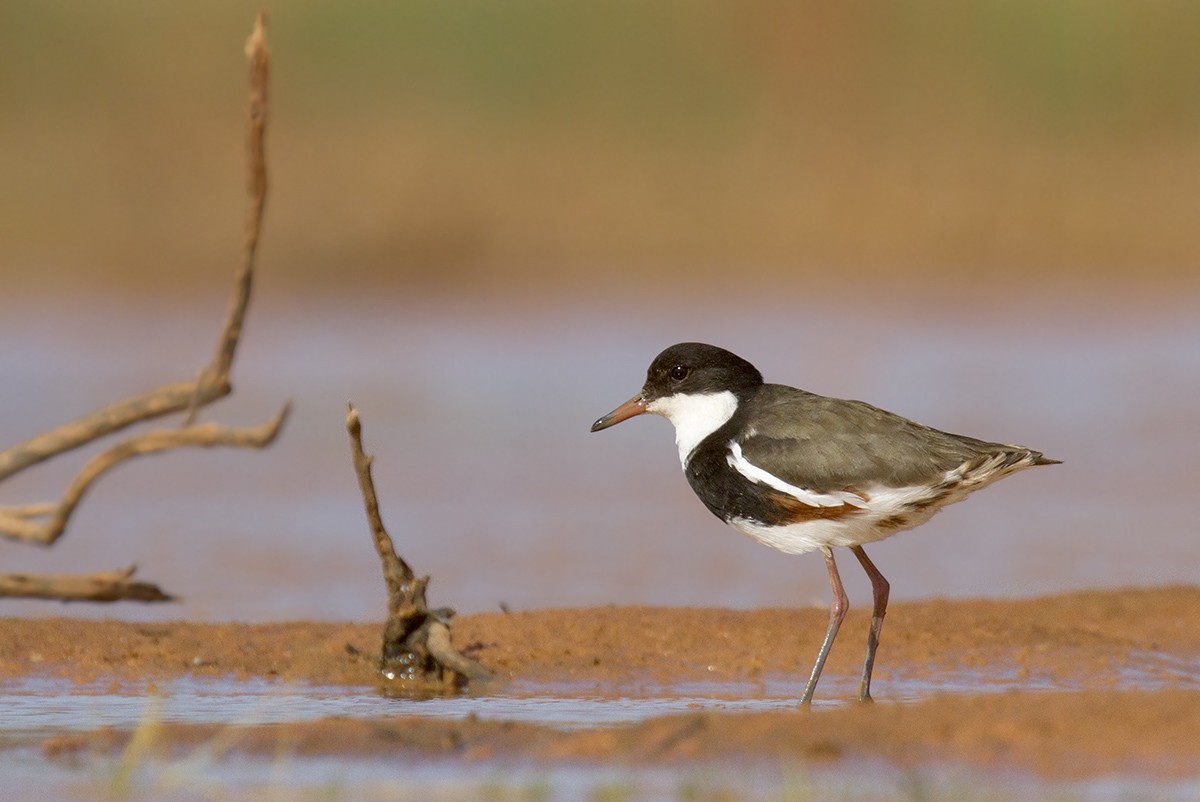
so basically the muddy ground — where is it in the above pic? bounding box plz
[4,586,1199,781]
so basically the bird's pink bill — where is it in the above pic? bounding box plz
[590,395,647,432]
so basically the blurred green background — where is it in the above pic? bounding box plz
[3,1,1197,294]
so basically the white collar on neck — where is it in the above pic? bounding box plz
[646,390,739,467]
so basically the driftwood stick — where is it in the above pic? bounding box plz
[188,10,271,423]
[0,565,174,603]
[346,406,418,609]
[0,382,232,483]
[0,503,56,519]
[0,14,284,602]
[426,620,494,683]
[242,11,270,270]
[0,404,290,546]
[0,11,284,563]
[346,404,492,687]
[0,11,274,480]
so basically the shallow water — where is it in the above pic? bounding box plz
[2,677,808,737]
[2,670,1199,801]
[1,286,1197,621]
[3,642,1199,736]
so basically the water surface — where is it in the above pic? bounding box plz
[1,286,1195,620]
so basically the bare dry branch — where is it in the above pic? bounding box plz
[189,9,272,422]
[0,381,232,483]
[0,565,174,603]
[243,10,270,262]
[0,404,290,546]
[0,13,286,603]
[346,406,418,612]
[346,404,492,688]
[0,11,276,481]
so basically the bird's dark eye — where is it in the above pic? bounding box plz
[669,364,689,381]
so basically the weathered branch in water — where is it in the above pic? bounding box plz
[0,565,174,603]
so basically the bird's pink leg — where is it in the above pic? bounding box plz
[851,544,890,702]
[799,546,849,706]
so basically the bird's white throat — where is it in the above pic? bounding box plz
[645,390,738,467]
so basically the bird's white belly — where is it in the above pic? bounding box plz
[730,514,896,555]
[727,483,956,555]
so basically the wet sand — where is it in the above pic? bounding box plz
[6,586,1200,780]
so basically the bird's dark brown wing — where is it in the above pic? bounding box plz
[734,385,1013,493]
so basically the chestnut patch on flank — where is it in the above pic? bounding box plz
[768,491,862,523]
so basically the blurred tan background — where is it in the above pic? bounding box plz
[3,1,1197,296]
[4,2,1200,623]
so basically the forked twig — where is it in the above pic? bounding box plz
[0,405,289,546]
[346,404,492,688]
[0,12,285,602]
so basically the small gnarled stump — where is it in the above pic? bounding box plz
[346,405,492,691]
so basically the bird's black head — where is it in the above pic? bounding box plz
[590,342,763,432]
[641,342,764,402]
